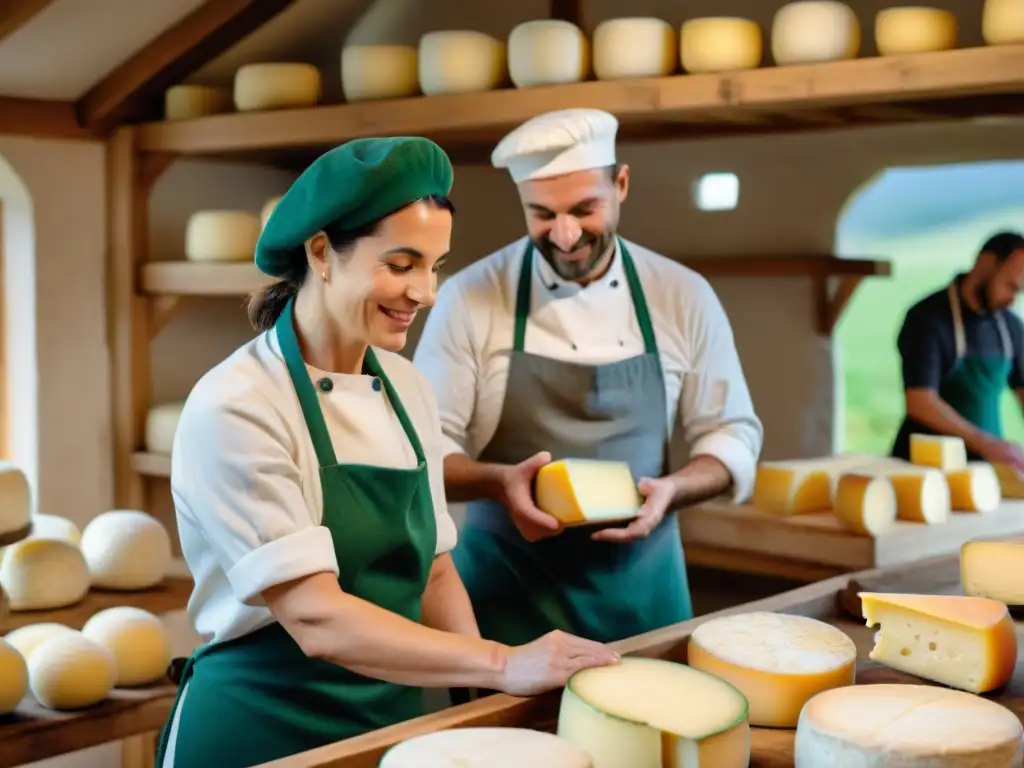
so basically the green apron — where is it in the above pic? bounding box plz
[155,297,436,768]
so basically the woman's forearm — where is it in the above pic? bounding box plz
[442,453,507,503]
[420,553,481,637]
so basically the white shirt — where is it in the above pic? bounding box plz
[413,236,764,501]
[171,330,457,646]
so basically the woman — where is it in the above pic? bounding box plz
[155,137,618,768]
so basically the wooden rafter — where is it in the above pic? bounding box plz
[0,0,56,43]
[75,0,297,134]
[0,97,92,140]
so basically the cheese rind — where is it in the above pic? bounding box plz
[961,539,1024,606]
[946,462,1001,513]
[887,467,950,523]
[909,433,967,471]
[145,401,185,456]
[82,607,172,687]
[875,7,957,55]
[795,684,1023,766]
[833,473,897,535]
[29,632,116,710]
[3,623,77,662]
[592,18,677,80]
[860,592,1017,693]
[0,461,31,537]
[80,510,171,591]
[164,84,232,121]
[535,459,642,526]
[233,63,322,112]
[753,463,831,514]
[0,539,90,610]
[341,45,419,102]
[0,639,28,715]
[771,1,861,65]
[379,727,593,767]
[983,0,1024,45]
[508,20,589,88]
[185,210,261,263]
[418,31,506,96]
[681,17,763,74]
[687,612,856,727]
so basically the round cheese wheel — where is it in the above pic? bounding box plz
[0,638,28,715]
[418,31,506,96]
[381,727,593,767]
[946,462,1001,513]
[4,623,77,662]
[681,17,763,74]
[144,401,185,455]
[341,45,419,102]
[984,0,1024,45]
[772,1,861,65]
[795,684,1024,766]
[185,210,261,263]
[0,461,31,539]
[687,611,856,728]
[29,632,116,710]
[875,7,957,55]
[82,607,172,687]
[888,468,949,523]
[833,473,897,535]
[0,539,90,610]
[164,84,232,121]
[260,196,282,230]
[27,513,81,545]
[508,20,589,88]
[233,63,322,112]
[80,510,171,591]
[592,18,676,80]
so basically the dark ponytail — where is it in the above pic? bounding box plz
[247,258,308,331]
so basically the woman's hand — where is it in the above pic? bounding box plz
[497,630,619,696]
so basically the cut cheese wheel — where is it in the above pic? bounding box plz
[0,539,89,610]
[185,210,261,263]
[558,657,750,766]
[29,632,116,710]
[687,612,856,728]
[534,459,641,526]
[80,510,171,591]
[795,684,1023,767]
[0,639,27,715]
[260,196,282,230]
[946,462,1001,513]
[860,592,1017,693]
[380,727,593,767]
[983,0,1024,45]
[592,18,677,80]
[508,20,589,88]
[909,433,966,471]
[681,17,763,74]
[0,461,31,538]
[832,473,897,535]
[961,539,1024,606]
[875,7,957,56]
[3,623,77,662]
[233,63,321,112]
[163,84,232,121]
[886,467,949,523]
[418,31,506,96]
[993,462,1024,498]
[82,607,172,687]
[771,1,861,65]
[341,45,419,102]
[145,401,185,455]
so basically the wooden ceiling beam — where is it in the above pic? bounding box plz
[0,0,57,43]
[75,0,297,134]
[0,97,93,140]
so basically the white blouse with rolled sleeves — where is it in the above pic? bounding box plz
[412,236,764,502]
[171,331,458,647]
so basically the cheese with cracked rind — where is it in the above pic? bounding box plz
[535,459,642,526]
[593,18,677,80]
[961,539,1024,606]
[81,510,171,591]
[379,727,593,767]
[833,473,897,535]
[0,639,27,715]
[29,632,116,710]
[233,63,321,112]
[185,210,261,263]
[418,31,506,95]
[945,462,1001,512]
[508,20,589,88]
[772,1,860,64]
[341,45,419,101]
[0,539,90,610]
[875,7,957,55]
[681,17,762,74]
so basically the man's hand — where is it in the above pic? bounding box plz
[497,451,563,542]
[591,476,676,543]
[977,435,1024,471]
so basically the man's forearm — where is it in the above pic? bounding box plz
[443,453,507,503]
[421,554,481,638]
[664,455,733,508]
[906,390,988,452]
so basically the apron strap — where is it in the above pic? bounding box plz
[948,283,1014,361]
[995,311,1014,360]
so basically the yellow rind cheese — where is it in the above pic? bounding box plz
[945,462,1001,513]
[909,433,966,471]
[681,17,762,74]
[164,84,232,121]
[875,7,957,55]
[341,45,419,102]
[4,623,77,662]
[418,31,506,96]
[535,459,642,526]
[833,473,897,535]
[0,639,28,715]
[961,539,1024,606]
[593,17,677,80]
[82,607,173,687]
[29,632,116,710]
[772,1,861,65]
[233,63,322,112]
[507,20,590,88]
[983,0,1024,45]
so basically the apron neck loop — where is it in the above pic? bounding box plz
[948,282,1012,360]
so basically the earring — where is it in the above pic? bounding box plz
[321,272,328,282]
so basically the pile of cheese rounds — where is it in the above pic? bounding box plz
[163,0,1024,121]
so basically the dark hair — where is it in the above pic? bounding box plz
[246,194,455,331]
[979,231,1024,263]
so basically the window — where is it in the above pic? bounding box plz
[692,172,739,212]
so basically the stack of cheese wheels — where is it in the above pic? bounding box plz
[508,20,590,88]
[145,401,186,455]
[82,607,173,687]
[557,656,750,766]
[680,17,763,74]
[961,539,1024,606]
[0,639,27,715]
[687,612,857,728]
[832,472,897,535]
[535,458,642,526]
[771,1,861,64]
[0,462,31,542]
[945,462,1001,513]
[233,63,321,112]
[874,7,957,56]
[185,210,261,262]
[983,0,1024,45]
[164,84,232,121]
[796,684,1023,766]
[342,44,419,101]
[592,18,676,80]
[29,632,117,710]
[380,727,593,767]
[0,538,90,610]
[418,31,506,96]
[80,510,172,591]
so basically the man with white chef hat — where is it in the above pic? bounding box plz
[414,108,763,650]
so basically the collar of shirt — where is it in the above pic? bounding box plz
[533,239,626,299]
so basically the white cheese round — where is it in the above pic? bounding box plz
[164,84,232,121]
[681,17,763,74]
[80,510,171,591]
[4,623,77,662]
[875,7,957,55]
[0,461,31,539]
[0,539,90,610]
[795,684,1024,766]
[0,638,28,715]
[27,513,81,545]
[185,210,261,263]
[418,31,506,96]
[29,632,117,710]
[260,196,282,230]
[508,20,590,88]
[772,1,861,65]
[983,0,1024,45]
[82,607,172,687]
[833,473,898,535]
[341,45,419,102]
[144,401,185,455]
[233,63,322,112]
[592,18,676,80]
[381,727,593,767]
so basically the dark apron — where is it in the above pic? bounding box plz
[892,283,1012,460]
[155,297,436,768]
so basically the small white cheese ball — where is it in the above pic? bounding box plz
[82,607,172,687]
[4,622,78,662]
[29,632,116,710]
[0,638,28,714]
[0,538,90,610]
[81,510,171,590]
[28,513,82,545]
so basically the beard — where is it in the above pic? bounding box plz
[534,230,616,282]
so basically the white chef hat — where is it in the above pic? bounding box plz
[491,108,619,183]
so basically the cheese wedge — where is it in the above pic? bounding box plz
[380,727,593,767]
[687,612,856,728]
[795,684,1023,766]
[961,539,1024,606]
[860,592,1017,693]
[993,462,1024,498]
[557,657,750,767]
[833,473,897,535]
[946,462,1001,512]
[909,433,967,472]
[534,459,641,526]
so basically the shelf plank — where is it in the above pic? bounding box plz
[131,451,171,477]
[134,45,1024,157]
[141,260,272,295]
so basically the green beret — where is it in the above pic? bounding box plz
[255,136,454,278]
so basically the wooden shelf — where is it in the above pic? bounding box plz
[131,451,170,477]
[140,260,272,296]
[132,45,1024,162]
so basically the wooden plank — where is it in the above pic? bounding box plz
[0,98,92,140]
[0,0,56,42]
[132,451,171,478]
